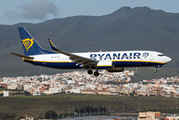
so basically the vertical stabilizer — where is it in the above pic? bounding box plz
[18,27,53,55]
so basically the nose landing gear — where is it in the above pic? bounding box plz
[154,65,162,73]
[154,69,157,73]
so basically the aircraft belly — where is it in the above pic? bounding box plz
[113,61,162,67]
[32,61,81,69]
[25,59,164,69]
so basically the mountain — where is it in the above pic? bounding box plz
[0,6,179,81]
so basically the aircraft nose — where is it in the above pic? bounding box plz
[165,56,172,63]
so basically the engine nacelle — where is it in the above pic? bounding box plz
[97,60,124,72]
[106,68,124,72]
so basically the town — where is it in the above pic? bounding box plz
[0,70,179,98]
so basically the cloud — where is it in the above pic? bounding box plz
[4,0,59,20]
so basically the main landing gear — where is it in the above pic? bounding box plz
[94,71,99,76]
[87,69,93,75]
[87,69,99,76]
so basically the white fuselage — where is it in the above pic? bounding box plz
[24,50,171,69]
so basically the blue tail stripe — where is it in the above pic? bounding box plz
[18,27,55,55]
[18,27,33,40]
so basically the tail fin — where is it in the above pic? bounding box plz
[18,27,53,55]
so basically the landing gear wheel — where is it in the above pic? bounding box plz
[154,69,157,73]
[87,69,93,75]
[94,71,99,76]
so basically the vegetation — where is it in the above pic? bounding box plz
[0,94,179,119]
[0,88,12,91]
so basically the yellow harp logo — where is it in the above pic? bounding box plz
[22,38,34,52]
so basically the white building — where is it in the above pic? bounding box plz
[3,91,13,97]
[70,88,80,93]
[8,83,23,90]
[44,87,62,94]
[166,114,179,120]
[24,84,32,91]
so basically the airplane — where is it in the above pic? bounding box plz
[10,27,172,76]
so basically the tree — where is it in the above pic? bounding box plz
[44,110,57,119]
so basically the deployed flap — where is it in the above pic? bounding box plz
[9,52,34,59]
[48,39,98,65]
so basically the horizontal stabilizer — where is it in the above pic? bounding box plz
[9,52,34,59]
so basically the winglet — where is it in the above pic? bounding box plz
[48,39,58,50]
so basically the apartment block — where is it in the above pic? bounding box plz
[138,111,161,120]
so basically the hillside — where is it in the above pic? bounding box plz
[0,6,179,81]
[0,94,179,119]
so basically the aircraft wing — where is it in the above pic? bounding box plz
[48,39,98,66]
[9,52,34,59]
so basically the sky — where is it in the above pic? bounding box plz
[1,0,179,25]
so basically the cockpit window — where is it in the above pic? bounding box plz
[158,54,164,57]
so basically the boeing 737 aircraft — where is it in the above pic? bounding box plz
[10,27,172,76]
